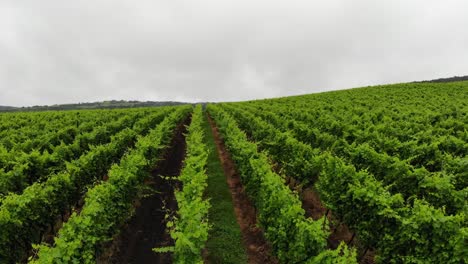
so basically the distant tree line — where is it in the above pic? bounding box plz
[415,75,468,83]
[0,100,191,112]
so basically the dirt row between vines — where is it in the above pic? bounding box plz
[286,178,375,264]
[106,115,277,264]
[208,116,278,264]
[101,116,190,264]
[227,114,375,263]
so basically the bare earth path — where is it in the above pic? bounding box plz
[104,117,189,264]
[208,116,278,264]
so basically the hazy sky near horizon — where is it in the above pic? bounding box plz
[1,0,467,106]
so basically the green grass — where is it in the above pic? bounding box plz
[203,111,247,264]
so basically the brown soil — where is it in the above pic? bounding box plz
[287,179,375,264]
[219,112,377,263]
[103,117,189,264]
[208,116,278,264]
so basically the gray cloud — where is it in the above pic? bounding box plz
[0,0,467,106]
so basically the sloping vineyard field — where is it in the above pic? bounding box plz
[0,81,466,264]
[211,81,468,263]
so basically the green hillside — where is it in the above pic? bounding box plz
[1,80,467,264]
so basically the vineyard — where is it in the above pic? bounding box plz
[0,81,467,263]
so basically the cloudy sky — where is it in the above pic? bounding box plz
[0,0,467,106]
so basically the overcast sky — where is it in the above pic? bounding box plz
[0,0,467,106]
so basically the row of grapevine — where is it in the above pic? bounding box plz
[29,106,191,263]
[317,155,466,263]
[0,109,129,152]
[272,82,468,145]
[0,111,85,148]
[0,108,181,263]
[230,104,466,215]
[0,111,144,198]
[160,105,210,263]
[251,85,468,163]
[0,112,120,171]
[244,101,468,172]
[207,104,357,263]
[218,104,466,263]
